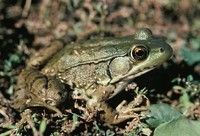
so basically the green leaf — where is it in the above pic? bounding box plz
[190,38,200,50]
[180,47,200,66]
[72,114,78,123]
[3,54,21,71]
[187,75,194,82]
[146,103,182,128]
[154,116,200,136]
[39,118,47,134]
[179,92,192,111]
[9,54,21,63]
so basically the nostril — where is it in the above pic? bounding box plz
[159,47,164,53]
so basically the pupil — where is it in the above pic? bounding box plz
[136,49,144,56]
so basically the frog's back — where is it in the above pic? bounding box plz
[42,36,135,73]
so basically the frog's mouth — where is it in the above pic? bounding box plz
[126,67,155,80]
[110,65,156,84]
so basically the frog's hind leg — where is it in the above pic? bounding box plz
[11,91,29,112]
[24,96,63,117]
[12,92,63,117]
[27,40,63,69]
[12,69,67,117]
[11,70,30,112]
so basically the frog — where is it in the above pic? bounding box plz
[12,28,173,124]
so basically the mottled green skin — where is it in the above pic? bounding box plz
[12,28,173,124]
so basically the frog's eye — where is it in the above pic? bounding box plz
[130,45,148,61]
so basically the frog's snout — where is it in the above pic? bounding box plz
[166,44,173,58]
[160,42,173,60]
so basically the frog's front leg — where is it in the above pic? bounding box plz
[12,69,68,116]
[87,84,147,124]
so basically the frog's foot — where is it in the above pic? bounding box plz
[110,100,147,124]
[113,93,150,124]
[99,103,143,124]
[116,100,148,113]
[99,96,149,124]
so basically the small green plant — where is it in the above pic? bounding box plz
[172,75,200,111]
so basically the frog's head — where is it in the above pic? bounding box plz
[109,28,173,83]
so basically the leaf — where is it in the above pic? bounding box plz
[146,103,182,128]
[180,47,200,66]
[72,114,78,124]
[190,38,200,50]
[9,54,21,64]
[39,118,47,134]
[187,75,194,82]
[154,116,200,136]
[179,92,192,112]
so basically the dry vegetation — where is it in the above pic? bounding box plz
[0,0,200,135]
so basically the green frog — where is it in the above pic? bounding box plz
[12,28,173,124]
